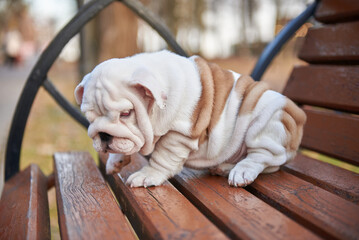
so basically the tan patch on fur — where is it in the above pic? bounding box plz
[191,57,214,140]
[191,57,235,143]
[236,75,269,116]
[281,99,307,151]
[234,75,253,98]
[208,63,235,131]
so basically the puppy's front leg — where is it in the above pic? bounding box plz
[106,153,131,174]
[127,132,198,188]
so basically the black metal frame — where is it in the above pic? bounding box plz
[5,0,317,180]
[250,1,318,81]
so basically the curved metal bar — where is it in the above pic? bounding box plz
[5,0,186,180]
[250,1,318,81]
[120,0,188,57]
[42,79,89,128]
[6,0,314,180]
[5,0,116,180]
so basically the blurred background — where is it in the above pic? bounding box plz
[0,0,314,238]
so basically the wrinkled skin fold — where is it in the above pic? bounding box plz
[75,50,306,188]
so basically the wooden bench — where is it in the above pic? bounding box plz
[0,165,50,239]
[1,0,359,239]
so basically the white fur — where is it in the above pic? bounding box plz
[228,91,287,186]
[75,50,300,188]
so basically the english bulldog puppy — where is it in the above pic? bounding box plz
[75,50,306,188]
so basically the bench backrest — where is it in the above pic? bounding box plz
[283,0,359,167]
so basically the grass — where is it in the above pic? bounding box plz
[20,62,97,173]
[301,149,359,174]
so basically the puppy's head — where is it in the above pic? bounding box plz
[74,58,167,155]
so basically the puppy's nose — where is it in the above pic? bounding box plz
[99,132,112,142]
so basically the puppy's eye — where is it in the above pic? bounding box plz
[120,110,132,118]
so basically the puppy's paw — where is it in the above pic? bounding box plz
[126,166,167,188]
[228,164,260,187]
[106,161,121,175]
[106,154,131,174]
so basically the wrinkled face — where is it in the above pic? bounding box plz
[75,59,165,156]
[86,100,143,155]
[83,83,145,155]
[75,63,153,156]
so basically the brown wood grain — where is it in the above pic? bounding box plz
[301,108,359,166]
[170,168,320,240]
[315,0,359,23]
[0,164,50,240]
[248,171,359,239]
[249,171,359,240]
[99,153,229,240]
[54,152,136,240]
[284,65,359,113]
[47,172,55,189]
[299,21,359,63]
[282,154,359,204]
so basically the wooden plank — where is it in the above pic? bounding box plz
[315,0,359,23]
[282,154,359,204]
[54,152,136,240]
[301,108,359,166]
[284,65,359,113]
[170,169,320,240]
[249,171,359,240]
[299,21,359,63]
[99,153,229,240]
[0,164,50,240]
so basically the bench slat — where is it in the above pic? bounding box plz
[170,169,320,240]
[299,21,359,63]
[100,153,229,240]
[282,154,359,204]
[54,152,136,240]
[284,65,359,113]
[249,171,359,240]
[0,164,50,240]
[315,0,359,23]
[301,108,359,166]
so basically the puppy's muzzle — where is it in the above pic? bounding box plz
[99,132,113,143]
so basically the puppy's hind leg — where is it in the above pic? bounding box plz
[262,165,280,174]
[228,149,277,187]
[228,110,288,187]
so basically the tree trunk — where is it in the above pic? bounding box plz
[79,2,139,77]
[98,2,139,62]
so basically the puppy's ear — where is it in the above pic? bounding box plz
[74,74,90,105]
[130,69,167,109]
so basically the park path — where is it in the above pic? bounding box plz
[0,57,37,195]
